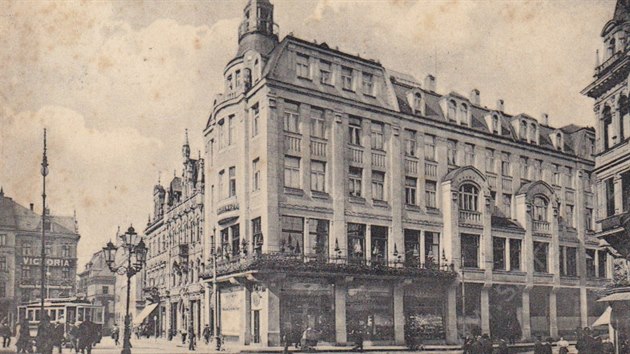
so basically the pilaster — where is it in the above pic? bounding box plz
[393,283,405,345]
[334,281,348,344]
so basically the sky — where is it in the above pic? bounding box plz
[0,0,616,267]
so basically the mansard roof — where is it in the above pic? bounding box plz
[0,193,78,235]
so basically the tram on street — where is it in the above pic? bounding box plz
[17,297,105,342]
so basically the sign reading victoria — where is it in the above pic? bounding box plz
[19,256,75,267]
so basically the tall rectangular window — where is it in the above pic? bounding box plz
[218,120,225,148]
[252,217,263,252]
[62,245,70,258]
[362,72,374,95]
[485,148,495,173]
[464,143,475,166]
[424,134,436,161]
[218,170,225,199]
[284,156,301,189]
[281,216,303,254]
[424,232,440,264]
[310,219,329,257]
[0,283,5,298]
[228,115,235,145]
[598,250,608,278]
[605,178,615,217]
[461,234,480,268]
[348,117,362,146]
[447,139,457,166]
[371,122,384,150]
[62,267,70,279]
[501,152,511,176]
[405,177,417,205]
[371,171,385,201]
[533,241,549,273]
[296,53,310,79]
[565,204,574,227]
[585,208,593,230]
[371,226,388,263]
[0,234,6,246]
[520,156,529,178]
[341,66,353,91]
[404,129,416,157]
[22,266,31,279]
[586,249,596,277]
[493,237,506,270]
[231,224,240,256]
[251,104,260,137]
[509,239,521,271]
[425,180,437,208]
[0,256,6,271]
[565,166,573,188]
[533,159,542,180]
[228,167,236,197]
[560,246,578,277]
[319,60,332,85]
[252,158,260,192]
[284,102,300,133]
[310,161,326,192]
[348,167,362,197]
[553,164,561,185]
[347,223,366,261]
[503,194,512,216]
[310,108,326,139]
[22,242,32,256]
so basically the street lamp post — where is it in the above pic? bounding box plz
[40,128,49,317]
[103,226,148,354]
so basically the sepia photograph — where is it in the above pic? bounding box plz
[1,0,630,353]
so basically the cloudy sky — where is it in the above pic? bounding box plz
[0,0,616,266]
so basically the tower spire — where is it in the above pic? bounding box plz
[237,0,278,56]
[182,128,191,159]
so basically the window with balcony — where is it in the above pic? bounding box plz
[231,224,240,256]
[310,108,326,139]
[341,66,353,91]
[405,177,417,205]
[348,117,362,146]
[533,241,549,273]
[319,60,332,85]
[309,219,329,257]
[296,53,310,79]
[493,237,506,270]
[252,158,260,192]
[284,156,301,189]
[371,226,388,264]
[447,100,457,121]
[284,102,300,133]
[424,134,436,161]
[605,178,615,217]
[510,239,521,271]
[281,216,303,254]
[447,139,457,166]
[404,129,416,157]
[464,143,475,165]
[559,246,577,277]
[533,196,548,222]
[461,234,480,268]
[371,122,384,150]
[501,152,511,176]
[251,104,260,137]
[347,223,366,261]
[228,167,236,197]
[485,148,495,173]
[310,161,326,192]
[458,184,479,211]
[371,171,385,201]
[362,72,374,95]
[425,180,437,209]
[349,167,363,197]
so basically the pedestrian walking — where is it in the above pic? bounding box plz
[15,318,32,353]
[0,320,11,348]
[187,325,196,351]
[52,321,65,354]
[67,322,79,353]
[533,336,544,354]
[36,314,54,354]
[180,327,187,344]
[78,316,95,354]
[202,324,211,345]
[557,337,570,354]
[111,324,120,346]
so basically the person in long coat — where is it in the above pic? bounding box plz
[52,321,65,354]
[78,317,95,354]
[533,336,545,354]
[36,315,54,354]
[15,319,32,353]
[187,325,196,351]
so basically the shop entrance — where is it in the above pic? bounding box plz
[280,293,334,344]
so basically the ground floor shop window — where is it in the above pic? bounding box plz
[489,285,521,341]
[347,286,394,341]
[404,294,446,341]
[309,219,329,258]
[281,216,304,254]
[280,293,335,344]
[404,229,421,267]
[371,226,388,264]
[461,234,480,268]
[348,223,366,262]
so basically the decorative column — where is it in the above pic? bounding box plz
[549,287,558,337]
[480,285,491,335]
[393,283,405,345]
[580,288,588,328]
[334,281,347,344]
[242,286,252,345]
[521,286,532,340]
[445,284,459,344]
[266,286,281,346]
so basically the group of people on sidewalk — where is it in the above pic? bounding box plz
[6,315,98,354]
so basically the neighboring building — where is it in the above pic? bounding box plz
[144,131,206,339]
[0,189,80,327]
[77,249,116,335]
[583,0,630,263]
[200,0,611,347]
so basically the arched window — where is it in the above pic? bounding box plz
[447,100,457,121]
[533,196,548,222]
[413,92,423,112]
[458,184,479,211]
[459,104,468,125]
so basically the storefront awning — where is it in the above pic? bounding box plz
[132,303,158,326]
[598,292,630,302]
[592,306,612,327]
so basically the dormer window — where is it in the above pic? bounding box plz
[413,93,423,112]
[319,60,332,85]
[459,104,469,126]
[529,123,537,144]
[296,53,310,79]
[520,121,527,140]
[447,100,457,121]
[555,133,563,151]
[362,72,374,96]
[492,115,500,134]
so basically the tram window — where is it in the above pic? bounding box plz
[18,308,25,320]
[35,309,41,321]
[78,308,84,321]
[28,310,34,321]
[67,307,76,323]
[58,309,64,321]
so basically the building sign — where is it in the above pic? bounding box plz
[20,256,75,267]
[220,289,242,336]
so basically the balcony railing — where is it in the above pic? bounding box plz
[459,210,482,224]
[405,158,418,174]
[424,161,437,178]
[372,151,386,168]
[348,146,363,164]
[284,133,301,153]
[310,139,327,157]
[238,19,279,40]
[596,51,624,76]
[205,252,456,279]
[533,220,550,234]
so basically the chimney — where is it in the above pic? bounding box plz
[496,99,505,112]
[30,203,34,211]
[424,74,436,92]
[470,89,480,105]
[541,113,549,126]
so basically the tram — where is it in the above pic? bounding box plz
[17,297,105,342]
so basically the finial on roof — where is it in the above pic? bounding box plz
[0,186,3,196]
[184,128,189,145]
[158,171,161,185]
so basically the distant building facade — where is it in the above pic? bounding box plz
[144,131,206,338]
[199,0,611,347]
[77,249,116,334]
[0,189,80,327]
[112,228,145,331]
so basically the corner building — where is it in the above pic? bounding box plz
[202,0,610,346]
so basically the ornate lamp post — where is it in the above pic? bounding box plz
[211,227,221,351]
[40,128,49,316]
[103,226,148,354]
